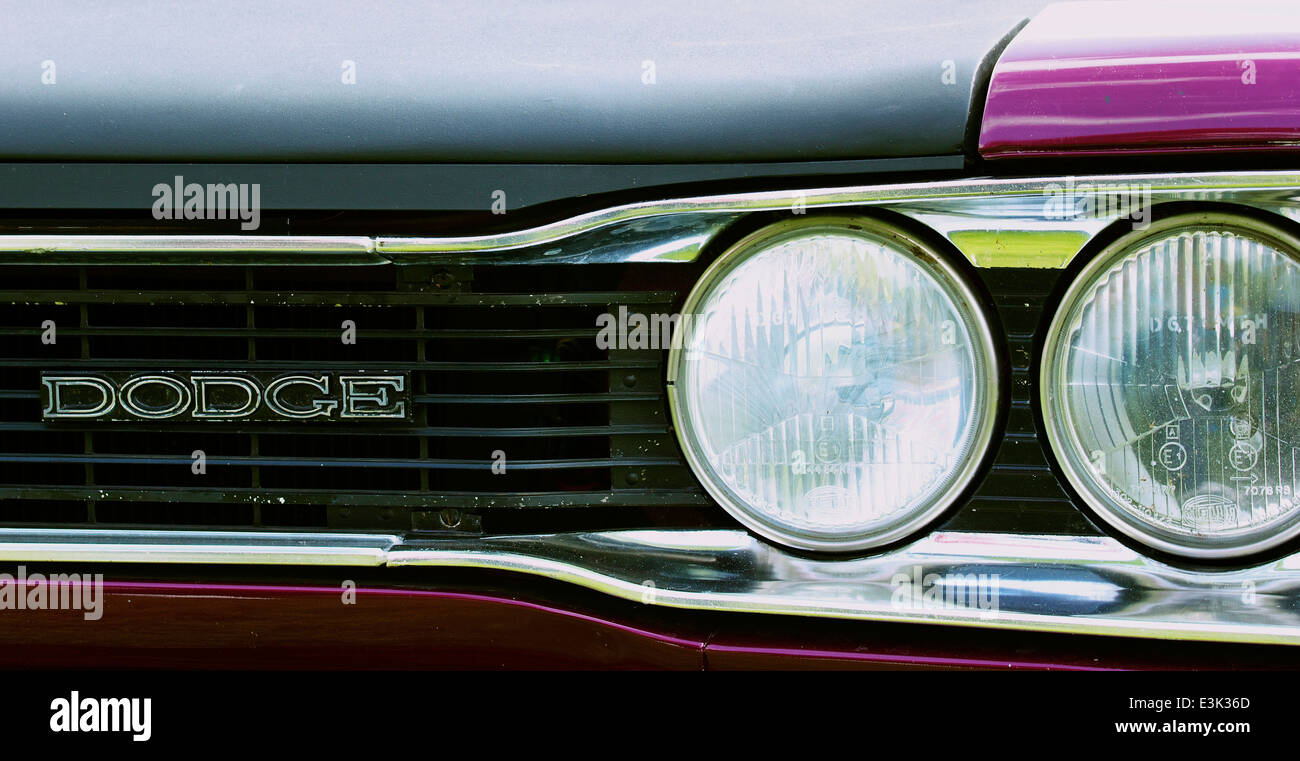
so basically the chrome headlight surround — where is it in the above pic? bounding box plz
[1040,211,1300,561]
[667,215,1002,553]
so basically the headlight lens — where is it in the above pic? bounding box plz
[1042,213,1300,559]
[668,217,1000,552]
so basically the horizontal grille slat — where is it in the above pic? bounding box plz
[416,392,661,404]
[0,422,669,437]
[0,390,664,404]
[0,289,676,306]
[0,486,713,508]
[0,326,603,339]
[0,454,681,469]
[2,359,660,371]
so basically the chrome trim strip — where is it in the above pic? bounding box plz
[0,528,397,566]
[0,171,1295,267]
[380,213,741,266]
[0,235,382,265]
[0,527,1299,644]
[376,170,1300,266]
[390,529,1300,645]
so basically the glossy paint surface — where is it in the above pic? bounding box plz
[979,2,1300,158]
[0,581,703,670]
[0,577,1297,669]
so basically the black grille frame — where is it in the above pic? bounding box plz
[0,259,1108,540]
[0,263,721,534]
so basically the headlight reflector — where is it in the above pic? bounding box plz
[668,217,1000,552]
[1041,213,1300,559]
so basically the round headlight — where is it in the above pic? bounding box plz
[1042,212,1300,559]
[668,216,1000,552]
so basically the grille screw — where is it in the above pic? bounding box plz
[623,374,637,388]
[625,471,641,486]
[438,508,462,529]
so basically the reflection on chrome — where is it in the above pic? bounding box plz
[390,529,1300,645]
[1,527,1299,643]
[2,173,1298,271]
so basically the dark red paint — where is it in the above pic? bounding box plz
[0,577,1242,670]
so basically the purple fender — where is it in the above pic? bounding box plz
[979,1,1300,158]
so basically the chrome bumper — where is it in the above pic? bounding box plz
[2,527,1299,646]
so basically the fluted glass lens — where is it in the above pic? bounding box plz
[675,229,994,549]
[1047,227,1300,555]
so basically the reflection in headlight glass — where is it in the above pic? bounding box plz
[675,229,994,549]
[1049,226,1300,554]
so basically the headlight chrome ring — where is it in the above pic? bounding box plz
[668,215,1001,553]
[1040,211,1300,560]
